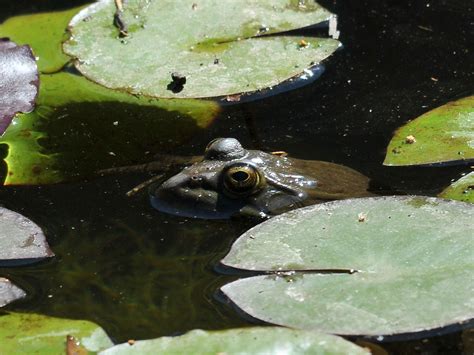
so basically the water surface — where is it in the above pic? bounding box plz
[0,0,472,352]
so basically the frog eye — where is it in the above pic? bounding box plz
[222,163,265,197]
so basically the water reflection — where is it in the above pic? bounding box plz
[0,175,252,341]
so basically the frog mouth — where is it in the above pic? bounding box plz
[150,183,248,219]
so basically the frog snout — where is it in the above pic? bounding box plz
[152,173,188,200]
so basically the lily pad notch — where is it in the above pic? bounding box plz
[0,38,39,135]
[63,0,342,98]
[220,196,474,339]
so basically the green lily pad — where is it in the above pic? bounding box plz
[384,96,474,166]
[0,312,113,354]
[0,6,84,73]
[0,278,26,307]
[439,172,474,203]
[0,72,219,185]
[0,207,54,266]
[221,196,474,337]
[100,327,367,354]
[63,0,340,98]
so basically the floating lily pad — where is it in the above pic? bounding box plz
[0,39,39,135]
[63,0,340,98]
[439,172,474,203]
[0,207,53,266]
[221,196,474,337]
[384,96,474,166]
[0,7,84,73]
[0,278,26,307]
[0,72,219,185]
[0,312,113,353]
[100,327,367,354]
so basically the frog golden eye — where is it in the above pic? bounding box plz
[222,163,264,197]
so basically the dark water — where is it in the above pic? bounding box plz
[0,0,473,353]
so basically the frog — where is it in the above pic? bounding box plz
[150,138,372,219]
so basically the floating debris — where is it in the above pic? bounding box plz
[358,212,367,222]
[113,0,128,37]
[405,135,416,144]
[299,39,309,48]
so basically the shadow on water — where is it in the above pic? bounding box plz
[37,101,211,179]
[0,88,216,183]
[0,0,473,352]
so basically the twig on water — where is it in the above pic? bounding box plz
[126,173,165,197]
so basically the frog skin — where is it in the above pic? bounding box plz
[150,138,372,219]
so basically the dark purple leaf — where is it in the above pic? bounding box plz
[0,207,54,266]
[0,277,26,307]
[0,38,39,135]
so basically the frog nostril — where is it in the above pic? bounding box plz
[189,175,203,187]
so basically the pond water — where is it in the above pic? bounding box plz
[0,0,473,353]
